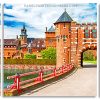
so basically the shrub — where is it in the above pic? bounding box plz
[41,47,56,59]
[24,54,36,59]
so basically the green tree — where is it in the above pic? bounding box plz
[83,51,96,61]
[41,47,56,59]
[24,54,36,59]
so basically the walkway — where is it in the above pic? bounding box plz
[21,65,97,96]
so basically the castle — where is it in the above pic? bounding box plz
[4,10,97,67]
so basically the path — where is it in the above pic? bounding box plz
[21,65,97,96]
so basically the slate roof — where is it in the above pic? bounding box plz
[54,10,73,24]
[47,26,55,32]
[29,38,46,48]
[4,39,19,46]
[27,38,34,43]
[21,38,46,49]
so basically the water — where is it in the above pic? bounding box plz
[4,68,54,88]
[4,69,37,88]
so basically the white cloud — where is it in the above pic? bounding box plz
[4,4,97,38]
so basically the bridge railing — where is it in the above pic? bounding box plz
[5,64,74,95]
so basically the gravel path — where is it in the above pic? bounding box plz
[21,66,97,97]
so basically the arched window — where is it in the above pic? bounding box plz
[63,35,67,42]
[92,29,97,38]
[56,36,59,42]
[84,30,89,38]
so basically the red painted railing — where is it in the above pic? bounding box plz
[6,64,74,94]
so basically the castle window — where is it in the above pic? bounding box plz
[56,24,58,29]
[63,35,67,42]
[8,52,10,56]
[92,29,97,38]
[64,23,66,28]
[58,38,59,42]
[64,49,66,53]
[49,39,52,43]
[28,48,32,53]
[84,30,89,38]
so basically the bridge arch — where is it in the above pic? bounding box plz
[77,45,97,67]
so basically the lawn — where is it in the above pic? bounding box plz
[83,60,97,64]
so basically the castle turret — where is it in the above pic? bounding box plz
[45,26,56,48]
[54,9,73,67]
[20,24,28,45]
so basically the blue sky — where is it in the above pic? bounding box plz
[4,3,97,39]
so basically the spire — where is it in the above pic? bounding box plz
[23,24,26,29]
[64,8,66,12]
[54,10,73,24]
[20,24,27,36]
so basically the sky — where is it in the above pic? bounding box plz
[4,3,97,39]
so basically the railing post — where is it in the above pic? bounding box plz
[16,73,21,94]
[15,73,21,94]
[40,70,43,82]
[54,68,56,77]
[62,66,64,73]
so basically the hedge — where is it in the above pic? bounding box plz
[4,59,56,65]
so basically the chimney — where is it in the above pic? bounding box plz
[46,27,47,32]
[16,35,18,39]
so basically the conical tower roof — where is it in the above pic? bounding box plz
[54,10,73,24]
[47,26,55,32]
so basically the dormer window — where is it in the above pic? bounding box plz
[38,41,40,43]
[42,44,45,47]
[37,44,39,48]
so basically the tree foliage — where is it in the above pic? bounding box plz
[24,54,36,59]
[41,47,56,59]
[83,51,96,61]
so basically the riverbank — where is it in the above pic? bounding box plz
[4,65,55,88]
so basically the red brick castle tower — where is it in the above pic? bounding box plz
[54,9,73,67]
[54,10,97,67]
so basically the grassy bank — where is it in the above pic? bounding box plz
[83,60,97,64]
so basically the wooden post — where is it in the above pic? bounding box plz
[40,71,43,82]
[15,73,21,94]
[54,68,56,76]
[62,66,64,73]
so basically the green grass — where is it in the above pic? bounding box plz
[83,60,97,64]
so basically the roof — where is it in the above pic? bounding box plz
[30,38,46,48]
[47,26,55,32]
[21,38,46,49]
[20,24,27,36]
[4,39,19,46]
[54,10,73,24]
[27,38,35,43]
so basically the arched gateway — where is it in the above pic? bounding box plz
[54,10,97,67]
